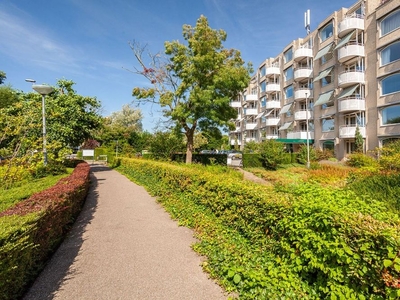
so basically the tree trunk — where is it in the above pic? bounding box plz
[185,130,194,164]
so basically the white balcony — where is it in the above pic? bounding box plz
[230,139,242,146]
[338,16,364,38]
[264,117,280,126]
[338,98,366,113]
[245,94,258,101]
[264,135,279,140]
[245,108,258,116]
[337,44,365,63]
[266,83,280,93]
[294,110,313,121]
[265,100,281,109]
[339,126,366,138]
[265,66,280,77]
[294,47,313,62]
[287,131,314,139]
[294,68,313,81]
[338,71,365,88]
[246,122,258,130]
[230,101,241,108]
[294,89,312,100]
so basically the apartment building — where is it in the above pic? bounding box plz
[229,0,400,160]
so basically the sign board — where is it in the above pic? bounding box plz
[82,149,95,157]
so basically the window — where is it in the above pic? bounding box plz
[261,97,266,107]
[380,41,400,66]
[284,48,293,63]
[380,9,400,36]
[284,66,293,81]
[320,22,333,42]
[260,65,266,77]
[284,85,293,99]
[322,118,335,132]
[322,69,334,87]
[381,73,400,95]
[260,81,266,92]
[322,141,334,151]
[382,104,400,125]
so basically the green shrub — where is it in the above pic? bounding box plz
[117,158,400,299]
[297,145,317,165]
[258,140,286,170]
[346,153,379,169]
[242,153,263,168]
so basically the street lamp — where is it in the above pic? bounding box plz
[26,79,53,165]
[305,92,310,169]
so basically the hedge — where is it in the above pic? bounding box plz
[117,158,400,299]
[0,162,90,300]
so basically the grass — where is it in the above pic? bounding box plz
[0,169,73,213]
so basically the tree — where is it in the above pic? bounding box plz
[109,104,143,131]
[259,140,286,170]
[0,85,19,109]
[148,131,185,161]
[355,126,364,153]
[0,71,6,85]
[131,15,251,163]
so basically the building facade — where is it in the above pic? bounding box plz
[229,0,400,160]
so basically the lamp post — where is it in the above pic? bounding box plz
[26,79,53,165]
[305,92,310,169]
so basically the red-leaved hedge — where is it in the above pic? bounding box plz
[0,162,91,300]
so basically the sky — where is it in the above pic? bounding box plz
[0,0,356,132]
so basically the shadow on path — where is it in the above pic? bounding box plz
[22,165,110,299]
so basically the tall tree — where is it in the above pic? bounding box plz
[109,104,143,132]
[131,15,251,163]
[0,71,6,85]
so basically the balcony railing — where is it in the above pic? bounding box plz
[294,88,312,100]
[265,100,281,109]
[294,47,313,62]
[294,110,313,121]
[230,101,241,108]
[294,67,313,81]
[338,15,364,38]
[245,122,258,130]
[338,98,366,112]
[287,131,314,139]
[244,108,258,116]
[266,83,280,93]
[265,66,280,77]
[338,70,365,88]
[339,125,366,138]
[264,117,280,126]
[337,43,365,63]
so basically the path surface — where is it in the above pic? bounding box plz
[23,164,227,300]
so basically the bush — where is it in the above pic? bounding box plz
[30,161,67,179]
[316,149,334,161]
[242,153,263,168]
[346,152,379,169]
[297,145,317,165]
[258,140,286,170]
[0,162,90,300]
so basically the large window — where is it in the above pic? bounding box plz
[284,66,293,81]
[382,104,400,125]
[284,48,293,63]
[260,81,266,92]
[380,41,400,66]
[322,69,334,87]
[260,65,266,77]
[380,9,400,36]
[284,85,293,99]
[322,118,335,132]
[381,73,400,95]
[320,22,333,42]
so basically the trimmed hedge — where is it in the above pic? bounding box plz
[117,158,400,299]
[0,162,90,300]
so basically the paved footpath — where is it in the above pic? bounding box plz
[23,164,227,300]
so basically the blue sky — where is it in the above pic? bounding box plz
[0,0,355,132]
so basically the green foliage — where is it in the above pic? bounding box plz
[0,163,90,300]
[379,139,400,171]
[117,158,400,299]
[346,153,380,169]
[258,139,286,170]
[131,16,251,162]
[0,85,19,109]
[148,131,185,161]
[242,153,263,168]
[297,145,317,165]
[355,126,364,153]
[316,149,335,161]
[243,140,259,153]
[0,71,5,85]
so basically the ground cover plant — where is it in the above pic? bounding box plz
[117,158,400,299]
[0,162,90,300]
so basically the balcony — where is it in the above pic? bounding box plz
[294,110,313,121]
[294,47,313,62]
[266,83,280,93]
[263,135,279,140]
[265,66,280,77]
[230,101,241,108]
[338,16,364,38]
[294,88,312,100]
[265,100,281,109]
[246,122,258,130]
[244,108,258,116]
[338,71,365,88]
[287,131,314,139]
[337,43,365,63]
[338,98,366,113]
[339,125,366,138]
[264,117,280,126]
[245,94,258,101]
[294,67,313,81]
